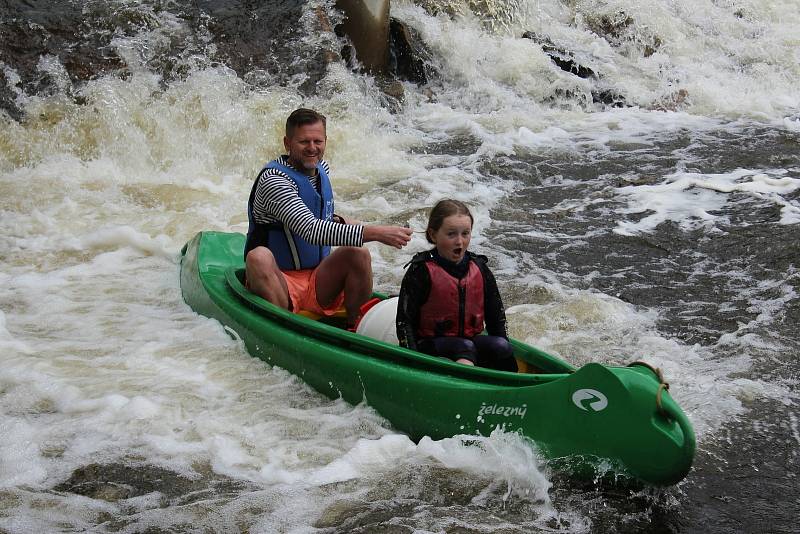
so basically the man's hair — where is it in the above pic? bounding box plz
[426,199,474,244]
[286,108,326,138]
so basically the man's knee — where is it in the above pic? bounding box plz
[246,247,284,293]
[247,247,279,272]
[339,247,371,273]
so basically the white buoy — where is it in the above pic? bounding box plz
[356,297,399,345]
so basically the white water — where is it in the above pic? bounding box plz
[1,0,799,531]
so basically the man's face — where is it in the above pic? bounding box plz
[284,121,326,174]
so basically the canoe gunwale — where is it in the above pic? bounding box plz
[221,266,571,387]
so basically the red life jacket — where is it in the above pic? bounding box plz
[418,260,485,338]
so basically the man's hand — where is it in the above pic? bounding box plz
[363,225,413,249]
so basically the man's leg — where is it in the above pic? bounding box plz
[245,247,291,310]
[314,247,372,325]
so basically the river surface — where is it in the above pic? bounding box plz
[1,1,798,532]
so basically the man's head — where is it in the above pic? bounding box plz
[284,108,327,174]
[285,108,326,138]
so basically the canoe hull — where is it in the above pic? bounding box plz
[180,231,695,486]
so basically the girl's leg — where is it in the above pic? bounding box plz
[474,336,518,372]
[417,337,477,365]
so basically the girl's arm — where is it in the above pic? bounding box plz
[480,262,509,339]
[396,263,430,350]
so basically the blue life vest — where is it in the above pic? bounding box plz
[244,160,334,270]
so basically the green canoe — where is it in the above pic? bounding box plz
[180,231,695,486]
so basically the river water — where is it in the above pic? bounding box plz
[1,0,798,532]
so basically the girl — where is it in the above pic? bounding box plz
[396,200,517,372]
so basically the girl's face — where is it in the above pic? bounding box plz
[429,214,472,263]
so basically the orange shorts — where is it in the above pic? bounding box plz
[282,268,345,317]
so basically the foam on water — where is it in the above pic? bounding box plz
[613,168,800,235]
[504,280,786,439]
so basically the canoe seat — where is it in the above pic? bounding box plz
[515,357,543,374]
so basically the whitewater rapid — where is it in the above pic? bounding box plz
[1,0,798,532]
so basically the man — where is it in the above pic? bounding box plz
[245,108,412,327]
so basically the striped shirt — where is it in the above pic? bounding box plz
[250,155,364,247]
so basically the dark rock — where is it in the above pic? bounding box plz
[585,12,635,41]
[522,32,596,79]
[0,68,23,121]
[522,32,630,109]
[389,19,431,85]
[55,463,198,502]
[0,0,339,119]
[650,88,689,111]
[370,75,406,113]
[582,11,662,57]
[190,0,331,91]
[379,78,405,101]
[0,1,127,107]
[54,462,254,505]
[592,89,627,108]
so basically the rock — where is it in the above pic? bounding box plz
[582,11,662,58]
[0,0,339,118]
[592,89,628,108]
[651,89,689,111]
[53,462,255,505]
[389,19,432,86]
[522,32,629,109]
[55,463,193,502]
[522,32,596,79]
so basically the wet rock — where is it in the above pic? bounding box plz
[522,32,596,79]
[339,17,437,111]
[377,77,406,111]
[190,0,333,92]
[313,499,372,528]
[585,11,635,42]
[0,0,339,118]
[54,462,255,505]
[0,1,127,114]
[651,88,689,111]
[0,69,23,121]
[582,11,662,57]
[389,19,433,86]
[55,463,195,503]
[522,32,630,109]
[592,89,628,108]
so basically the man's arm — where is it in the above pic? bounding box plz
[253,165,411,249]
[362,225,413,249]
[253,169,363,247]
[335,214,411,249]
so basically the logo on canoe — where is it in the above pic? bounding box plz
[572,389,608,412]
[478,402,527,419]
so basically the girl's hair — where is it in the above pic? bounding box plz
[426,199,473,243]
